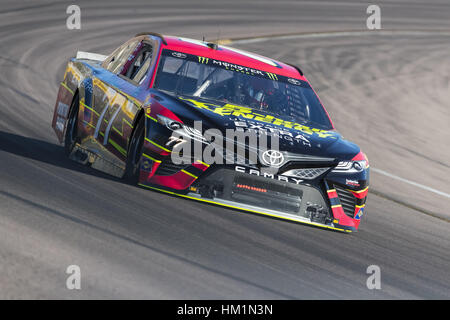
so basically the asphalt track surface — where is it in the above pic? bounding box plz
[0,0,449,299]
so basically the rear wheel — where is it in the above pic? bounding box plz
[124,116,145,185]
[64,92,79,156]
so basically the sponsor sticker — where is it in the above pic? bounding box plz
[346,179,360,187]
[171,51,187,59]
[355,207,364,220]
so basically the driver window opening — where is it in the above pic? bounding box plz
[121,42,153,84]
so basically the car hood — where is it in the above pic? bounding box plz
[152,91,361,161]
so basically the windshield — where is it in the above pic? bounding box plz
[153,49,333,129]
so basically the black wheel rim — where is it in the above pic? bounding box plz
[130,125,144,176]
[67,114,76,146]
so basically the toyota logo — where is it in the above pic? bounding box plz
[261,150,284,167]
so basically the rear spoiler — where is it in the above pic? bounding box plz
[76,51,108,62]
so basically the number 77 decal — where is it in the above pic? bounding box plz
[103,106,122,145]
[94,90,126,144]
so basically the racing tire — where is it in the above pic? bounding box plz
[124,116,145,185]
[64,92,79,157]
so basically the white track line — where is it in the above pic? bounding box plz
[225,30,450,45]
[224,30,450,200]
[370,168,450,199]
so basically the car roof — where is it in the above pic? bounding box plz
[161,35,306,80]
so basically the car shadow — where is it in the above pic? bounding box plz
[0,130,122,183]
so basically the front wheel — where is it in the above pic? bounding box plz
[124,117,145,185]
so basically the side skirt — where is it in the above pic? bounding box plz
[69,143,125,178]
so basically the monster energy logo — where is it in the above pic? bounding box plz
[198,56,209,64]
[266,72,278,80]
[212,60,265,76]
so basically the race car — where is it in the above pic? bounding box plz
[52,32,369,233]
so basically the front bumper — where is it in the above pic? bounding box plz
[139,163,366,233]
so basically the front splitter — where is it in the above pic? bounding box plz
[138,183,355,233]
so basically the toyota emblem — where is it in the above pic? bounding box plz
[261,150,284,167]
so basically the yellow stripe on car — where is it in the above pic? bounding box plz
[145,114,158,122]
[108,139,126,156]
[181,170,198,179]
[60,82,74,95]
[195,160,210,167]
[142,153,161,163]
[81,101,100,116]
[145,138,171,152]
[347,187,369,193]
